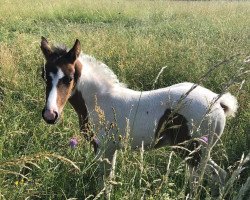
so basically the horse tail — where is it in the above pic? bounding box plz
[219,93,238,117]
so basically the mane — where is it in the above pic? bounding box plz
[52,44,126,88]
[51,44,68,58]
[80,53,127,88]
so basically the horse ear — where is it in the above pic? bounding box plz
[66,39,81,63]
[41,36,52,60]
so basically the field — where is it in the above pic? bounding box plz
[0,0,249,199]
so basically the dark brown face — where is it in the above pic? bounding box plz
[40,37,81,124]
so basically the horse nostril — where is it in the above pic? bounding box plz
[54,111,58,120]
[42,108,59,124]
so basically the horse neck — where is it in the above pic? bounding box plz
[69,90,88,130]
[75,56,118,107]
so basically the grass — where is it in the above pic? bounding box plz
[0,0,249,199]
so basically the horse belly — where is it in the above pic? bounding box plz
[130,121,157,149]
[128,107,165,149]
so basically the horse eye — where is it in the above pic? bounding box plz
[62,76,73,84]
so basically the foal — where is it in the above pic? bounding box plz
[40,37,238,193]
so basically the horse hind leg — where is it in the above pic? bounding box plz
[189,116,227,197]
[206,113,227,186]
[211,162,227,188]
[186,146,227,198]
[183,140,203,197]
[205,116,228,196]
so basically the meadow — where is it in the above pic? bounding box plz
[0,0,249,199]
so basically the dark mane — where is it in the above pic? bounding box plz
[50,45,68,61]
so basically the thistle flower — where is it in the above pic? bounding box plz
[69,138,78,148]
[200,136,208,144]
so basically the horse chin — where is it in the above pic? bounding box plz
[44,118,60,125]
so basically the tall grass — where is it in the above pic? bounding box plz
[0,0,249,199]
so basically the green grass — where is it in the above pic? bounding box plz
[0,0,249,199]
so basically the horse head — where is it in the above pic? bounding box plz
[40,37,82,124]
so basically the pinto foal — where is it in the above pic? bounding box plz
[40,37,238,194]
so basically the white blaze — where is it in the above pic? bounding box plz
[46,68,65,112]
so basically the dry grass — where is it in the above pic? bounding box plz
[0,0,249,199]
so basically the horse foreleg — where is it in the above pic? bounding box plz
[94,142,117,200]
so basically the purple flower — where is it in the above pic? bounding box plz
[200,136,208,144]
[69,138,78,148]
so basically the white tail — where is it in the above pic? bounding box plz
[220,93,238,117]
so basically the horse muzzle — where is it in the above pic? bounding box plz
[42,108,59,124]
